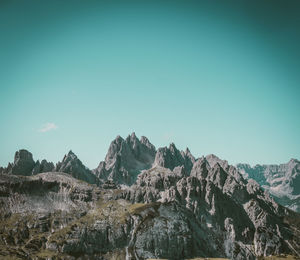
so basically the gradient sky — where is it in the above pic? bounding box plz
[1,0,299,169]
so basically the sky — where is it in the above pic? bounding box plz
[0,0,299,169]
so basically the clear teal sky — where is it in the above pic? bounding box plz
[1,0,299,168]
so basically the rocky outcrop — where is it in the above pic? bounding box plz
[55,150,98,185]
[0,150,56,177]
[0,135,299,259]
[94,133,156,185]
[0,149,35,176]
[154,143,195,174]
[32,159,55,174]
[237,159,300,212]
[117,162,299,259]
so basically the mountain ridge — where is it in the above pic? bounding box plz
[1,133,299,212]
[0,133,299,259]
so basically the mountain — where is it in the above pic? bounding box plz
[1,159,299,259]
[94,132,156,185]
[0,149,98,185]
[0,149,54,176]
[237,159,300,212]
[55,150,99,185]
[0,135,299,259]
[154,143,195,174]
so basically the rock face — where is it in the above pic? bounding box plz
[0,149,55,176]
[0,135,299,259]
[55,150,98,185]
[154,143,195,174]
[237,159,300,212]
[0,149,35,176]
[94,133,156,185]
[32,159,55,175]
[1,165,299,259]
[118,164,300,259]
[0,149,98,185]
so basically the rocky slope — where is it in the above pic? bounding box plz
[0,134,299,259]
[237,159,300,212]
[0,166,299,259]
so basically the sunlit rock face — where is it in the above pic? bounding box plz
[94,133,156,185]
[0,135,299,259]
[154,143,195,174]
[237,159,300,212]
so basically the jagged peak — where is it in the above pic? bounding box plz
[169,142,178,152]
[206,153,220,160]
[196,156,210,166]
[130,132,137,139]
[61,150,78,163]
[126,132,139,145]
[288,158,300,164]
[67,150,76,156]
[140,135,149,143]
[14,149,33,161]
[185,147,191,154]
[114,135,124,143]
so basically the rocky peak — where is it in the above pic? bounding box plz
[32,159,55,175]
[140,136,155,151]
[0,149,57,176]
[9,149,35,176]
[208,162,228,189]
[95,133,156,185]
[190,156,211,179]
[154,143,195,174]
[205,154,229,170]
[55,150,98,184]
[14,149,34,161]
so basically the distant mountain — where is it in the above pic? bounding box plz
[0,149,54,176]
[0,149,98,185]
[237,159,300,212]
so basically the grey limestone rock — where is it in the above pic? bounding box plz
[237,159,300,212]
[0,149,35,176]
[0,135,299,260]
[94,133,156,185]
[154,143,195,174]
[32,159,55,175]
[55,150,98,185]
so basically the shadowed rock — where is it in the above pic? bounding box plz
[55,150,98,184]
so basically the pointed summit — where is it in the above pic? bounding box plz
[130,132,137,139]
[191,156,210,179]
[67,150,76,156]
[56,151,98,184]
[206,154,229,170]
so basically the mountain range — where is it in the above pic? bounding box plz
[0,133,299,259]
